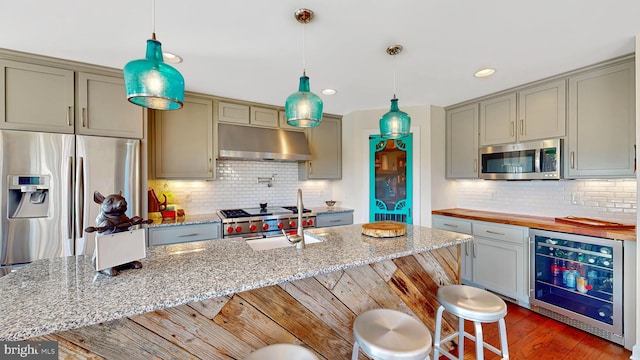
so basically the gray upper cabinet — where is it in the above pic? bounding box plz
[446,103,479,178]
[479,80,566,146]
[153,96,215,179]
[566,60,635,178]
[76,72,144,138]
[518,80,566,141]
[299,115,342,180]
[479,93,517,146]
[0,60,74,133]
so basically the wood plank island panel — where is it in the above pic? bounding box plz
[32,248,460,359]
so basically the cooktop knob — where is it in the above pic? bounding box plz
[302,220,308,226]
[227,226,234,233]
[235,226,242,233]
[263,223,269,230]
[249,224,257,231]
[308,219,314,226]
[289,221,296,227]
[278,222,284,229]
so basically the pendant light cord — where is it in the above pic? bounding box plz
[392,54,397,99]
[151,0,156,39]
[302,22,306,76]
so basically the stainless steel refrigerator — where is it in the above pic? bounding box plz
[0,130,140,273]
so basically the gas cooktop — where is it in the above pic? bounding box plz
[219,207,311,219]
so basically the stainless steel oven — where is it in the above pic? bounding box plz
[479,138,562,180]
[218,206,316,239]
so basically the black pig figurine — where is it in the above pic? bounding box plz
[85,191,152,276]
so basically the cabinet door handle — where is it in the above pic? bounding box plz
[442,223,458,228]
[486,230,505,236]
[473,242,477,258]
[465,242,469,256]
[329,219,342,223]
[473,159,478,172]
[178,233,199,237]
[520,119,524,135]
[67,106,72,126]
[82,108,87,127]
[309,162,313,174]
[570,151,575,169]
[208,158,212,173]
[510,121,515,137]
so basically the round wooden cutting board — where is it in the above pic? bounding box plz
[361,221,406,238]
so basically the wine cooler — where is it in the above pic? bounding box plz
[529,229,624,345]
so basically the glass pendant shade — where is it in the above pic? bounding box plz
[380,97,411,138]
[285,75,323,127]
[124,37,184,111]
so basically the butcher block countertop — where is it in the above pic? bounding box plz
[432,208,636,241]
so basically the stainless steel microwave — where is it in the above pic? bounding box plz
[479,139,562,180]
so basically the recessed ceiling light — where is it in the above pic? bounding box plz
[163,52,183,64]
[322,88,337,95]
[474,68,496,78]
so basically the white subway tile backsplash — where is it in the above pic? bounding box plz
[149,160,332,215]
[456,179,637,223]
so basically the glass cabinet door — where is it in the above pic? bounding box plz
[369,134,412,223]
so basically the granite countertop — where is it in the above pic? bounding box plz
[432,208,636,241]
[308,206,354,214]
[0,223,470,341]
[148,213,221,227]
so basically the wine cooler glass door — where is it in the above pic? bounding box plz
[530,229,622,341]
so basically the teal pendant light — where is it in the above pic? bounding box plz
[285,8,323,128]
[124,0,184,110]
[380,45,411,138]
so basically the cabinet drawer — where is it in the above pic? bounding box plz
[472,222,526,245]
[432,216,472,235]
[316,212,353,228]
[149,223,221,246]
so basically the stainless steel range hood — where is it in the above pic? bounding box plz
[218,123,312,161]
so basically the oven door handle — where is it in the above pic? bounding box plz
[534,148,541,173]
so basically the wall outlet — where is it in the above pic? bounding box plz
[489,190,497,200]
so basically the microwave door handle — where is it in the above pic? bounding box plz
[534,148,541,173]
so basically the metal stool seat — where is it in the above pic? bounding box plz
[352,308,432,360]
[433,285,509,360]
[244,343,318,360]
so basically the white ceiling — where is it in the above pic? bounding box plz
[2,1,640,115]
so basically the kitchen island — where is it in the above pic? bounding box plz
[0,224,471,359]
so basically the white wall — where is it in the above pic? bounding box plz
[430,105,457,211]
[633,34,640,360]
[148,160,332,214]
[336,104,432,225]
[455,179,637,223]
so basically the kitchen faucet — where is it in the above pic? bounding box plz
[282,188,305,249]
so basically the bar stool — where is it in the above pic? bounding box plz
[244,343,318,360]
[433,285,509,360]
[352,308,432,360]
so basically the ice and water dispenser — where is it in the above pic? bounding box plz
[7,175,50,218]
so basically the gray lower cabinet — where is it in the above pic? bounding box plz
[299,115,342,180]
[316,211,353,228]
[432,215,529,305]
[432,215,473,282]
[148,223,221,246]
[566,59,635,178]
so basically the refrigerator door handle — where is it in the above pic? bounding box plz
[68,156,74,238]
[76,156,84,240]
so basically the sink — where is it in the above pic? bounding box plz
[246,234,324,251]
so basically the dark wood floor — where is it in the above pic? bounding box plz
[441,302,632,360]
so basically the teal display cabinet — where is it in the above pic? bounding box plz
[369,134,413,223]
